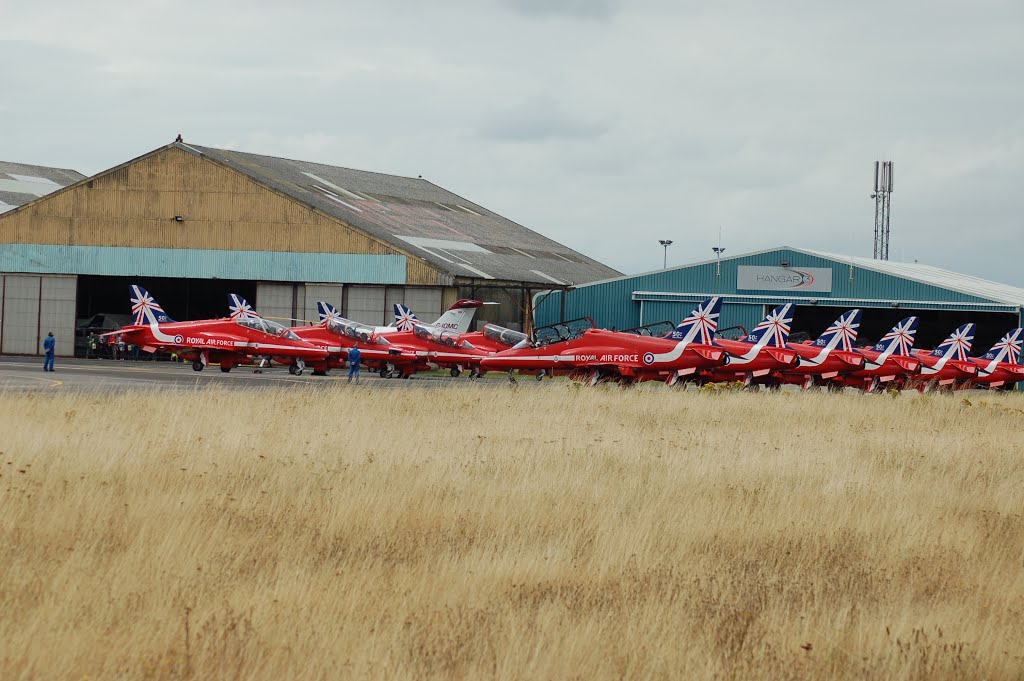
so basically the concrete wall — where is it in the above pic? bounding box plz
[1,274,76,355]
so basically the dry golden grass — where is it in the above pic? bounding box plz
[1,384,1023,680]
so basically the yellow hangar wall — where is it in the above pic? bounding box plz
[0,146,444,287]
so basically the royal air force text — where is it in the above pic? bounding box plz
[572,354,640,363]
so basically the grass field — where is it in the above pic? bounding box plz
[2,384,1023,680]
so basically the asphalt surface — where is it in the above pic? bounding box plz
[0,356,490,391]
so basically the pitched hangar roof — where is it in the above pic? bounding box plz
[0,160,85,214]
[180,143,621,286]
[576,245,1024,307]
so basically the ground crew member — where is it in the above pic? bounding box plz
[347,343,361,384]
[42,332,56,372]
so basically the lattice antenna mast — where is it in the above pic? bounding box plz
[872,161,894,260]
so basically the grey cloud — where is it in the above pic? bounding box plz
[477,97,610,143]
[497,0,618,20]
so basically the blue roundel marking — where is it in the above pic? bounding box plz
[173,334,184,344]
[643,352,655,365]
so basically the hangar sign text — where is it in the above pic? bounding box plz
[737,266,833,292]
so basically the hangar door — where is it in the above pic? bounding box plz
[1,274,76,356]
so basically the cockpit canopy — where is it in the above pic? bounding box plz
[326,317,391,345]
[413,324,476,350]
[235,316,301,340]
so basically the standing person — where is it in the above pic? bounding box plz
[117,335,127,361]
[86,333,98,359]
[42,332,56,372]
[347,343,361,384]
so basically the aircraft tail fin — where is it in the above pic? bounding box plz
[129,284,175,325]
[394,303,419,331]
[317,301,344,325]
[431,299,487,334]
[813,309,861,351]
[228,293,260,320]
[982,328,1023,364]
[744,303,794,347]
[930,323,975,360]
[871,316,919,356]
[665,296,721,344]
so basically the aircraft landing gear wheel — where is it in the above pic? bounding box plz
[450,367,461,378]
[402,373,410,379]
[380,368,389,378]
[536,370,545,382]
[192,360,204,372]
[588,369,601,387]
[220,364,231,373]
[507,370,518,385]
[289,364,303,376]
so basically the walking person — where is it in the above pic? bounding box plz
[347,343,361,384]
[42,331,56,372]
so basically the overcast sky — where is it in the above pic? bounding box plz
[3,0,1022,285]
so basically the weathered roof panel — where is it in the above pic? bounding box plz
[0,160,85,214]
[184,143,620,286]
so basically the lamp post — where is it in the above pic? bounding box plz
[658,240,673,269]
[712,246,725,277]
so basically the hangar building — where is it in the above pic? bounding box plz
[0,141,620,356]
[534,246,1024,354]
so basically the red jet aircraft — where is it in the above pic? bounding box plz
[292,302,519,379]
[964,328,1024,389]
[906,323,978,390]
[776,309,866,388]
[479,297,727,385]
[700,304,799,386]
[108,286,329,374]
[825,316,921,392]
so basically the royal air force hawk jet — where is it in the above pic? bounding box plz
[964,328,1024,389]
[699,303,800,386]
[775,309,866,388]
[826,316,921,391]
[480,297,727,385]
[906,324,979,390]
[293,302,539,378]
[106,286,328,374]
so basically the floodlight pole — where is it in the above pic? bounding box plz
[659,240,673,269]
[712,228,725,277]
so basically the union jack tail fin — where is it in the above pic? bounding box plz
[317,301,344,325]
[129,284,175,325]
[665,297,721,344]
[394,303,419,331]
[930,323,975,360]
[228,293,260,320]
[813,309,861,351]
[872,316,918,356]
[982,328,1023,363]
[744,303,794,347]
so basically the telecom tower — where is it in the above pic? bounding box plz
[872,161,894,260]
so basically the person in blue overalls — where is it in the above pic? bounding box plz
[347,343,361,384]
[42,331,56,372]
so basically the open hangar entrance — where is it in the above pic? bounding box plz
[787,304,1019,352]
[75,275,258,357]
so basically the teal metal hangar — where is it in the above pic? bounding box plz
[534,246,1024,354]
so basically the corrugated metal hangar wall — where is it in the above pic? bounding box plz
[535,247,1024,353]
